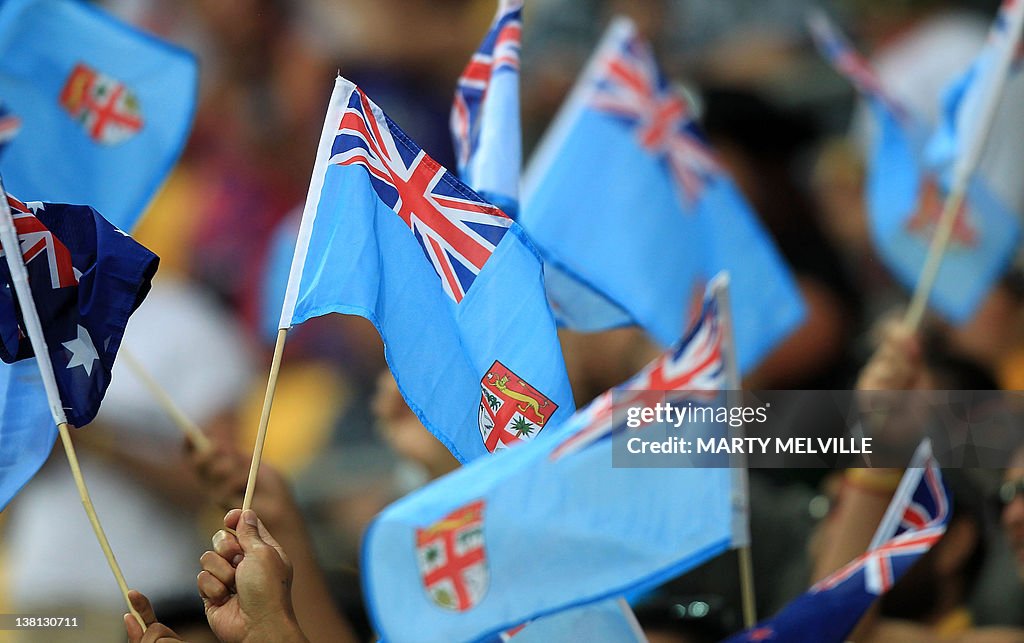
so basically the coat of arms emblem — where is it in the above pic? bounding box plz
[59,62,143,145]
[415,499,488,611]
[479,360,558,452]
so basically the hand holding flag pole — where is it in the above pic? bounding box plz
[0,177,145,631]
[903,0,1024,330]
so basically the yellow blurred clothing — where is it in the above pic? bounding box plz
[934,608,973,637]
[239,361,348,474]
[999,348,1024,390]
[132,166,203,276]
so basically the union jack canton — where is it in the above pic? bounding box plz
[451,0,522,175]
[332,87,512,303]
[588,30,718,203]
[3,196,77,290]
[723,440,950,642]
[550,288,725,461]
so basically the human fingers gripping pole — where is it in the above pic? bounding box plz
[236,510,266,550]
[236,509,285,556]
[0,178,145,630]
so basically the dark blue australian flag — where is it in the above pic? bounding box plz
[0,194,157,428]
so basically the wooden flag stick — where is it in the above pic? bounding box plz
[902,1,1024,331]
[738,546,757,629]
[120,349,212,453]
[903,188,967,330]
[58,422,145,629]
[241,327,288,511]
[0,180,144,630]
[239,79,348,511]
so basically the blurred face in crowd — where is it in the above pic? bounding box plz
[373,371,459,479]
[1002,449,1024,579]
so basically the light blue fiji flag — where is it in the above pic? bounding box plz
[362,279,748,643]
[0,100,19,156]
[449,1,636,335]
[928,0,1024,178]
[520,17,804,373]
[0,0,197,231]
[451,0,523,216]
[0,360,54,511]
[810,10,1021,323]
[449,11,645,636]
[278,76,574,463]
[478,598,645,643]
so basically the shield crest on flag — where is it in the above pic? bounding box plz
[479,360,558,453]
[904,180,977,249]
[59,63,143,145]
[415,499,488,611]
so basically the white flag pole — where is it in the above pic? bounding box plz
[904,1,1024,330]
[709,273,756,628]
[0,179,145,630]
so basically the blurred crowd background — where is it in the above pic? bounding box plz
[4,0,1024,641]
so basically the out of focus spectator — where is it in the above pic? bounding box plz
[2,276,253,642]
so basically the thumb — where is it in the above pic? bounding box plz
[236,509,291,569]
[236,510,269,554]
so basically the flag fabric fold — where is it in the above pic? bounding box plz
[362,278,746,643]
[0,194,158,428]
[520,17,804,373]
[279,76,573,463]
[480,597,646,643]
[809,10,1021,323]
[449,14,646,632]
[0,359,55,511]
[0,0,197,231]
[723,440,950,642]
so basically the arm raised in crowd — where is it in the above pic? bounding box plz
[189,444,358,643]
[812,321,925,584]
[123,510,325,643]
